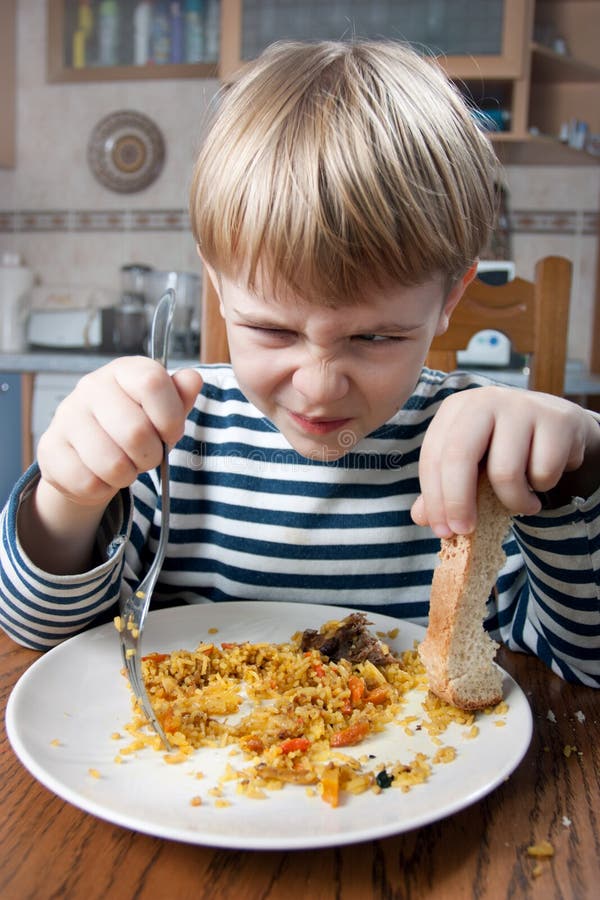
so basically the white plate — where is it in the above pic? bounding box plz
[6,602,532,850]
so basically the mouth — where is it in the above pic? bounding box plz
[288,411,354,436]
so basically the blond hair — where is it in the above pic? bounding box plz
[190,40,499,304]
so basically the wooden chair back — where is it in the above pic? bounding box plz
[201,256,572,397]
[426,255,572,396]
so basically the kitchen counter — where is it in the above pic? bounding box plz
[1,352,599,396]
[0,351,200,374]
[0,353,202,475]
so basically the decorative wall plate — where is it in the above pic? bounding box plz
[87,110,165,193]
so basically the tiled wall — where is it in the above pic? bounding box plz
[0,0,214,296]
[502,168,599,367]
[1,1,599,365]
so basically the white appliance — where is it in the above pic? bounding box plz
[27,308,102,350]
[0,253,34,352]
[456,261,515,367]
[26,285,114,350]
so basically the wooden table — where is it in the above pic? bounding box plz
[1,630,598,900]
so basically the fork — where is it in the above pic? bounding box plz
[118,289,176,750]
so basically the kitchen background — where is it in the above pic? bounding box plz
[0,0,599,501]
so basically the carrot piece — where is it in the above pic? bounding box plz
[280,737,311,754]
[321,766,340,807]
[348,675,366,705]
[243,736,264,754]
[161,707,181,734]
[364,686,389,706]
[330,720,370,747]
[141,653,170,663]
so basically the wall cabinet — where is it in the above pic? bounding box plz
[218,0,600,167]
[47,2,599,165]
[47,0,220,82]
[526,1,600,160]
[0,0,16,168]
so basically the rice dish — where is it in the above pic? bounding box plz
[117,615,495,807]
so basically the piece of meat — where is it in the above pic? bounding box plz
[300,613,397,667]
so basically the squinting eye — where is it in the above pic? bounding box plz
[355,334,401,343]
[248,326,295,339]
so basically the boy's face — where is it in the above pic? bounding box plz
[211,268,473,461]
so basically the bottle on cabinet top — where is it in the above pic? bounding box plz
[185,0,205,63]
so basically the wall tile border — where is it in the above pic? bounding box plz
[0,209,190,233]
[0,208,597,235]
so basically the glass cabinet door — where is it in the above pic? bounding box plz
[241,0,506,61]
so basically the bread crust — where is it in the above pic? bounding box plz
[418,476,511,710]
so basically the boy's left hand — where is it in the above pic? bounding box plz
[411,385,600,537]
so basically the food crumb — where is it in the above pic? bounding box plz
[50,739,61,747]
[527,840,554,858]
[546,709,557,723]
[214,799,231,808]
[114,755,123,764]
[163,751,188,765]
[125,648,136,659]
[562,816,572,827]
[111,732,122,740]
[113,616,124,632]
[432,746,457,764]
[563,744,578,758]
[387,628,399,639]
[527,841,554,878]
[190,795,202,807]
[208,627,219,634]
[575,710,586,724]
[88,768,101,779]
[494,720,506,727]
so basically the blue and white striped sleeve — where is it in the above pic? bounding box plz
[0,466,134,650]
[490,487,600,687]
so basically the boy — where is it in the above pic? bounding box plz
[1,41,598,685]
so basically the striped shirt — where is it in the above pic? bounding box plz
[1,365,599,686]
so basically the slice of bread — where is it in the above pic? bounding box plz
[418,475,511,710]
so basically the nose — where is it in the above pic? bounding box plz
[292,356,350,404]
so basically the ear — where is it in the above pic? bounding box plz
[434,263,478,337]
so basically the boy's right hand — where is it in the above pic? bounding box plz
[37,357,203,510]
